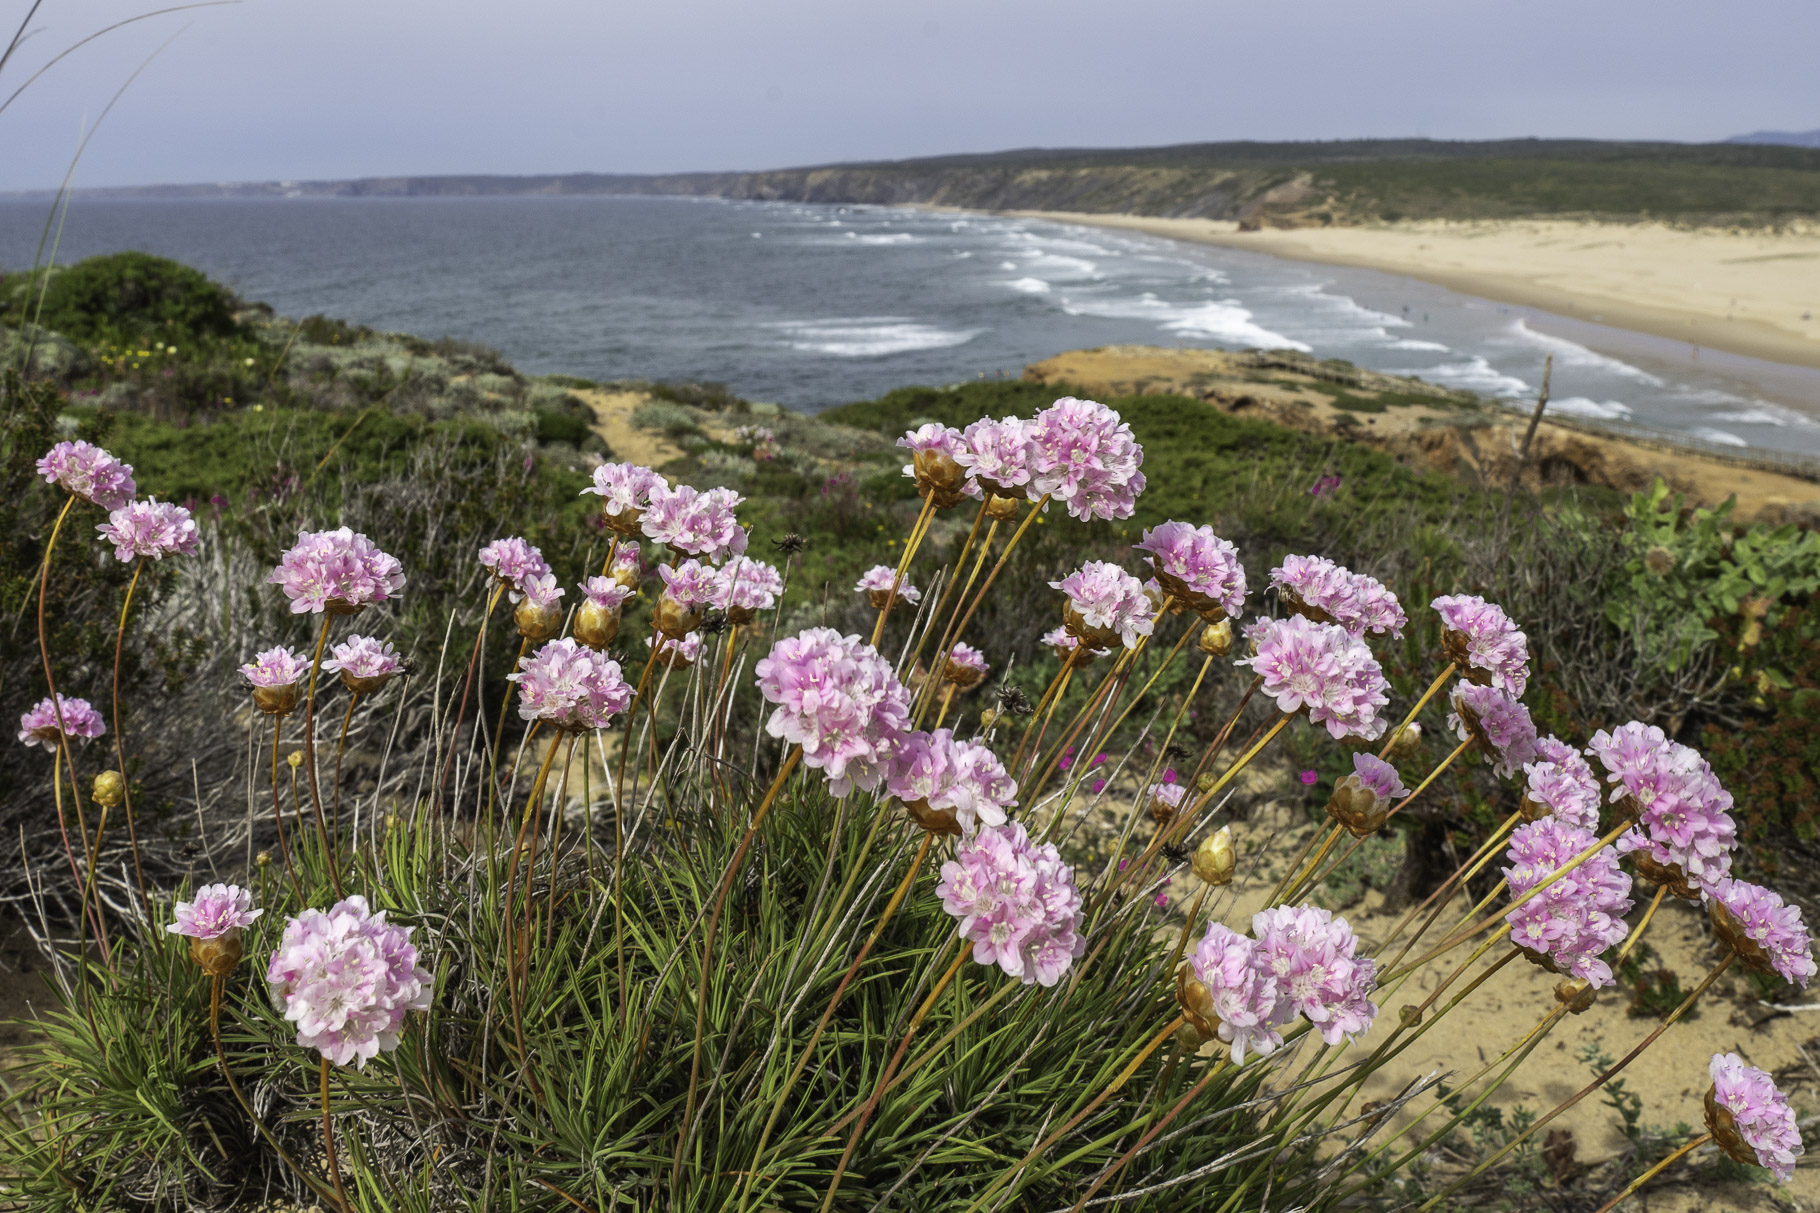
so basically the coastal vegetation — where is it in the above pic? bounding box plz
[1,253,1817,1210]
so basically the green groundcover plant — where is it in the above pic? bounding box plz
[2,388,1814,1213]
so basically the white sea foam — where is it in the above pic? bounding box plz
[1397,357,1532,398]
[1692,427,1750,447]
[1006,277,1051,294]
[845,231,915,245]
[1505,320,1664,386]
[1278,283,1413,328]
[1061,292,1308,351]
[951,250,974,259]
[999,261,1019,271]
[1548,396,1634,421]
[1388,338,1450,351]
[774,318,981,358]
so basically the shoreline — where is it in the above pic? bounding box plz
[996,210,1820,374]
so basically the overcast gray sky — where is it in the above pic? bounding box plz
[2,0,1816,191]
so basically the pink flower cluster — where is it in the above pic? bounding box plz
[98,499,198,562]
[887,728,1017,834]
[1352,752,1409,802]
[754,628,911,796]
[269,528,405,614]
[1448,684,1540,778]
[323,635,403,682]
[1026,397,1146,521]
[1706,877,1817,987]
[581,576,635,611]
[646,630,704,668]
[945,641,989,683]
[956,416,1035,496]
[1503,818,1633,987]
[1147,780,1187,815]
[1238,615,1390,741]
[1432,594,1530,696]
[641,484,747,563]
[1709,1052,1804,1181]
[265,895,433,1068]
[898,423,980,500]
[1270,555,1406,639]
[659,559,721,610]
[1521,736,1604,831]
[711,558,784,618]
[1136,521,1247,620]
[240,645,309,689]
[478,537,551,600]
[855,565,921,605]
[935,822,1085,987]
[1043,625,1091,661]
[17,694,106,751]
[583,462,667,518]
[1051,561,1155,650]
[508,638,632,731]
[167,883,262,940]
[1190,907,1379,1064]
[1591,722,1736,893]
[37,440,136,510]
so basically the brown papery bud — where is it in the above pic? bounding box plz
[255,850,272,868]
[1629,850,1701,901]
[978,708,999,730]
[91,770,126,809]
[1325,775,1390,839]
[189,931,244,977]
[574,600,621,649]
[901,798,963,838]
[603,506,644,537]
[1554,976,1596,1014]
[1704,1084,1756,1167]
[1192,826,1236,887]
[653,594,702,640]
[251,682,303,717]
[1197,619,1235,657]
[515,597,565,642]
[1384,722,1422,761]
[1175,965,1221,1041]
[287,750,304,770]
[1398,1004,1423,1028]
[985,493,1021,522]
[1062,603,1122,652]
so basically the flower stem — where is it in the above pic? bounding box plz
[1592,1134,1713,1213]
[330,694,357,853]
[1068,1055,1231,1212]
[1617,885,1669,965]
[871,494,936,646]
[269,716,304,904]
[487,634,533,825]
[906,501,988,720]
[300,613,342,898]
[503,736,567,1063]
[320,1056,350,1213]
[434,581,506,817]
[110,556,150,909]
[936,492,1051,666]
[1381,734,1474,829]
[1379,662,1457,759]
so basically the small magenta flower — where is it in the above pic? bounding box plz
[899,423,978,509]
[887,727,1017,836]
[711,557,784,625]
[323,634,404,696]
[935,821,1084,986]
[1504,818,1632,987]
[641,484,748,563]
[169,882,262,976]
[97,499,198,562]
[1270,555,1406,639]
[478,537,551,601]
[269,528,405,615]
[266,895,433,1068]
[18,695,106,751]
[856,564,921,609]
[1707,1052,1804,1181]
[583,462,668,534]
[1326,753,1410,837]
[1027,396,1146,521]
[37,440,136,510]
[1706,877,1817,988]
[241,646,310,716]
[943,641,989,689]
[646,630,704,669]
[1180,922,1289,1063]
[1252,904,1379,1048]
[955,415,1035,499]
[755,628,910,796]
[1146,779,1186,823]
[1238,615,1390,742]
[1052,560,1155,650]
[1432,594,1530,696]
[1136,521,1247,622]
[1448,684,1539,778]
[509,637,633,731]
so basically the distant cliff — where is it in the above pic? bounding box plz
[72,138,1820,226]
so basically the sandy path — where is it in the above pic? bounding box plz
[572,387,685,470]
[1004,211,1820,374]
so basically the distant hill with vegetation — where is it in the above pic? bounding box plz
[1728,128,1820,150]
[75,138,1820,227]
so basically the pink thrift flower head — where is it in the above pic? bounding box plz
[269,527,405,615]
[1027,396,1146,520]
[37,440,135,510]
[168,883,262,940]
[1146,779,1187,823]
[935,821,1084,986]
[1708,1052,1804,1181]
[641,484,748,563]
[17,694,105,751]
[1137,521,1247,622]
[240,645,310,715]
[1432,593,1530,696]
[265,895,433,1068]
[1503,818,1633,987]
[887,727,1017,835]
[478,537,551,601]
[856,564,921,609]
[1590,723,1736,894]
[1449,683,1540,778]
[1238,615,1391,742]
[609,542,649,589]
[658,558,720,610]
[583,462,668,534]
[711,557,784,625]
[1270,555,1406,639]
[1252,904,1379,1048]
[508,638,633,731]
[97,499,198,562]
[576,576,632,648]
[1706,877,1817,988]
[1520,737,1604,831]
[899,422,978,508]
[956,415,1035,497]
[1327,752,1410,837]
[580,575,635,612]
[323,634,404,696]
[646,629,704,669]
[1183,921,1290,1064]
[1042,624,1102,665]
[754,627,911,797]
[1051,560,1155,650]
[943,641,989,688]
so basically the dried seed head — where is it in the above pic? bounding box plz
[91,770,125,809]
[1197,618,1235,657]
[772,532,807,556]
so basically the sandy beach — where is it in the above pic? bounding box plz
[1005,211,1820,373]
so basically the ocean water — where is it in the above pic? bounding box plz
[3,194,1818,454]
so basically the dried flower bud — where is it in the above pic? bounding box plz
[189,931,244,977]
[1192,826,1236,887]
[1196,771,1216,793]
[978,708,999,729]
[251,683,303,717]
[515,596,565,642]
[1629,850,1701,901]
[1173,1020,1204,1053]
[772,532,807,556]
[1197,619,1235,657]
[1384,722,1422,761]
[1398,1004,1423,1027]
[1175,965,1221,1041]
[574,599,621,649]
[985,493,1021,522]
[1554,976,1596,1014]
[287,750,304,770]
[255,850,272,867]
[902,797,964,838]
[91,770,125,809]
[1326,776,1392,839]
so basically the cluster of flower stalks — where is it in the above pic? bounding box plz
[11,410,1812,1211]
